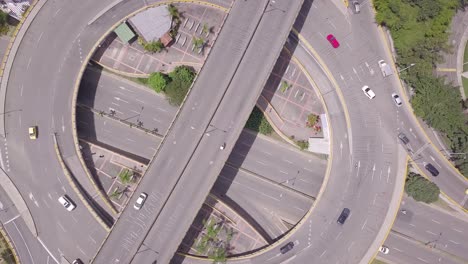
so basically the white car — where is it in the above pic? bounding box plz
[361,85,376,99]
[134,192,148,210]
[391,93,402,106]
[58,195,76,211]
[379,246,389,254]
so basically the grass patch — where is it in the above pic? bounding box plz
[432,198,456,212]
[462,77,468,97]
[463,43,468,71]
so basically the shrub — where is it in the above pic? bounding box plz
[148,72,169,93]
[405,172,440,203]
[245,107,273,135]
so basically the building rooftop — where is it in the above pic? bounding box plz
[129,5,172,43]
[114,22,136,43]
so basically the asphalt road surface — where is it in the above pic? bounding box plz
[94,0,304,263]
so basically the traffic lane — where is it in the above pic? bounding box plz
[229,130,326,196]
[212,165,312,239]
[4,110,106,262]
[418,146,468,209]
[4,0,119,260]
[79,68,176,134]
[133,0,305,261]
[0,186,49,264]
[94,0,275,261]
[394,198,468,259]
[383,231,465,264]
[76,107,160,159]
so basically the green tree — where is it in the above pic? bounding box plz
[245,107,273,135]
[143,39,165,53]
[148,72,169,93]
[165,66,196,106]
[118,169,132,184]
[167,4,180,21]
[0,11,9,35]
[405,172,440,203]
[192,37,205,52]
[296,140,309,150]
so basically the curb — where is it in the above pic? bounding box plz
[53,134,112,230]
[0,0,47,242]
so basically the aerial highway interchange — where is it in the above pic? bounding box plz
[0,0,466,264]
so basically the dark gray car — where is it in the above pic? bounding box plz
[398,133,410,144]
[424,163,439,176]
[337,208,350,224]
[280,242,294,254]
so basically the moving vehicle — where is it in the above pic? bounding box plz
[134,192,148,210]
[72,259,84,264]
[337,208,350,224]
[391,93,402,106]
[352,1,360,13]
[280,241,294,254]
[361,85,376,99]
[398,133,410,144]
[424,163,439,176]
[379,246,389,254]
[58,195,76,211]
[378,60,393,77]
[220,142,226,150]
[28,126,38,139]
[326,34,340,48]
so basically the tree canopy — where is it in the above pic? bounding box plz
[374,0,468,177]
[405,172,440,203]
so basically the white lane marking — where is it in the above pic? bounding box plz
[283,159,292,164]
[57,221,66,232]
[20,84,23,97]
[37,236,59,264]
[77,245,86,255]
[153,118,161,123]
[89,235,97,244]
[4,214,20,225]
[429,156,442,168]
[256,160,267,166]
[320,250,326,258]
[371,164,376,181]
[111,102,119,106]
[387,166,391,183]
[293,206,305,212]
[449,240,459,245]
[27,57,32,70]
[157,107,168,113]
[451,228,463,233]
[393,247,403,252]
[37,32,44,46]
[53,8,61,17]
[12,221,35,264]
[126,138,135,142]
[431,219,440,224]
[347,241,355,252]
[426,230,438,236]
[361,219,367,230]
[417,257,429,263]
[136,99,145,104]
[409,223,416,227]
[114,97,129,103]
[280,170,288,175]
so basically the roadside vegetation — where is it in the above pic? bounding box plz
[405,172,440,203]
[195,218,233,263]
[0,11,10,35]
[374,0,468,177]
[144,65,196,106]
[245,106,273,135]
[0,232,15,264]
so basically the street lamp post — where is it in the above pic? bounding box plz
[398,63,416,73]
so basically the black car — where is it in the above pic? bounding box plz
[337,208,350,224]
[280,242,294,254]
[424,163,439,176]
[398,133,410,144]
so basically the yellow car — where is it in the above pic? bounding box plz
[28,126,37,139]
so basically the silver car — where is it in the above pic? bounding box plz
[134,192,148,210]
[391,93,402,106]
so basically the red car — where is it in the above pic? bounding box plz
[327,34,340,48]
